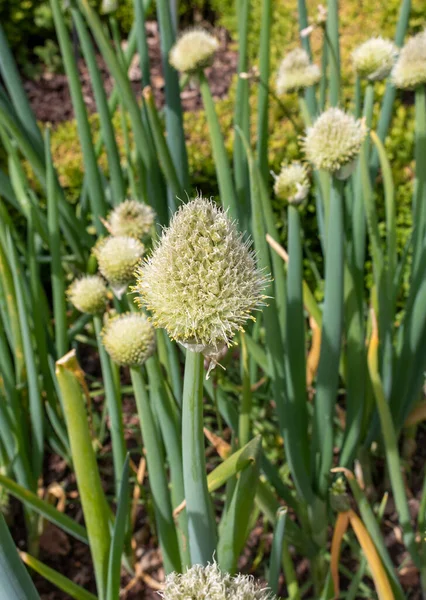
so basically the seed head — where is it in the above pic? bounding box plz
[392,30,426,90]
[135,197,268,357]
[169,28,219,74]
[94,236,145,298]
[67,275,108,314]
[302,107,367,178]
[276,48,321,94]
[273,162,310,204]
[158,561,276,600]
[106,200,155,239]
[101,312,156,366]
[352,37,398,81]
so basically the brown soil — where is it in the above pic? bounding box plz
[24,22,237,124]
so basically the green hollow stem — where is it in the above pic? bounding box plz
[285,205,311,498]
[268,507,287,593]
[198,71,239,222]
[412,85,426,279]
[312,177,344,497]
[56,352,111,600]
[239,332,252,448]
[256,0,272,182]
[182,350,217,565]
[297,0,317,115]
[145,354,190,568]
[129,365,181,573]
[326,0,341,107]
[93,315,126,496]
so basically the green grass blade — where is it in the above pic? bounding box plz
[256,0,271,183]
[106,454,130,600]
[72,7,126,206]
[50,0,107,235]
[0,513,40,600]
[21,553,96,600]
[268,507,287,593]
[0,473,88,543]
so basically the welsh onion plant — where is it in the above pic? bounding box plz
[0,0,425,598]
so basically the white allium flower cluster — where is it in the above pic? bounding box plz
[392,30,426,89]
[352,37,398,81]
[106,200,155,239]
[302,107,367,178]
[67,275,108,315]
[273,162,310,204]
[94,236,145,298]
[158,561,276,600]
[135,196,268,356]
[276,48,321,94]
[101,313,156,367]
[169,29,219,74]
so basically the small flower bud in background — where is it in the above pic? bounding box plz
[169,28,219,74]
[67,275,108,315]
[101,313,156,367]
[94,236,144,299]
[392,30,426,90]
[273,162,310,205]
[276,48,321,95]
[302,107,367,179]
[135,196,268,360]
[352,37,398,81]
[158,561,276,600]
[106,199,155,239]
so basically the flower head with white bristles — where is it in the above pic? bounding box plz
[106,200,155,239]
[169,28,219,74]
[302,107,367,178]
[276,48,321,94]
[135,196,269,360]
[352,37,398,81]
[93,236,145,298]
[392,30,426,90]
[101,312,156,366]
[67,275,108,315]
[273,162,310,205]
[158,561,276,600]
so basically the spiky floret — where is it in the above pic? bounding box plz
[302,108,367,177]
[67,275,108,314]
[392,30,426,89]
[273,162,310,204]
[135,197,268,355]
[169,28,219,74]
[276,48,321,94]
[352,37,398,81]
[101,312,156,366]
[107,200,155,239]
[158,561,276,600]
[93,236,144,297]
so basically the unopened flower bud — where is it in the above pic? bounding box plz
[276,48,321,94]
[106,199,155,239]
[169,29,219,74]
[302,107,367,178]
[94,236,145,298]
[67,275,108,315]
[135,196,268,359]
[352,37,398,81]
[159,561,276,600]
[392,30,426,90]
[101,312,155,366]
[273,162,310,205]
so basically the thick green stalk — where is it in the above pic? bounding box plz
[93,315,126,496]
[56,351,111,600]
[182,350,217,565]
[156,0,189,193]
[297,0,317,115]
[285,205,311,496]
[312,177,344,497]
[412,85,426,279]
[45,129,68,358]
[233,0,250,228]
[238,332,252,448]
[145,354,190,568]
[268,508,287,593]
[50,0,107,234]
[256,0,271,183]
[72,8,125,206]
[130,365,181,573]
[326,0,341,107]
[198,71,239,221]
